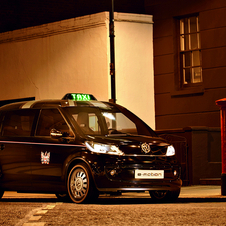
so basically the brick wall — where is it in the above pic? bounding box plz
[145,0,226,129]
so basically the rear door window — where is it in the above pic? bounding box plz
[1,109,37,137]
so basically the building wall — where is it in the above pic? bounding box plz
[0,13,109,101]
[156,126,221,185]
[145,0,226,129]
[0,12,155,128]
[114,13,155,127]
[0,0,145,33]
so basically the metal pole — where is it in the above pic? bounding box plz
[109,0,116,103]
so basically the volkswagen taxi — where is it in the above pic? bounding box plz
[0,93,182,203]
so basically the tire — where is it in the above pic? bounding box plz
[67,163,99,204]
[149,189,180,203]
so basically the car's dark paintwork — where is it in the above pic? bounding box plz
[0,99,182,202]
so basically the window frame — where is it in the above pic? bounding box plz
[177,14,202,89]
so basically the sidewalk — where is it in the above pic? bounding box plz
[179,185,222,198]
[2,185,225,200]
[118,185,224,199]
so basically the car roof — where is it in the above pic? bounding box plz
[0,99,114,111]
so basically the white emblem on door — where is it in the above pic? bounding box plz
[41,151,50,164]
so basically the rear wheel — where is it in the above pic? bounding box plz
[0,190,4,199]
[149,189,180,203]
[67,163,99,204]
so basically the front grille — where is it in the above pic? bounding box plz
[119,144,167,156]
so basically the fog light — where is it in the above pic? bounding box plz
[174,170,177,176]
[110,169,117,176]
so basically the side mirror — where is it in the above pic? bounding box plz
[50,128,63,139]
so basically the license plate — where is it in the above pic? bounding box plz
[135,170,164,179]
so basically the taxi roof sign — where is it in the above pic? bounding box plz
[62,93,97,101]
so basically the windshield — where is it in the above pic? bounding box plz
[65,105,156,137]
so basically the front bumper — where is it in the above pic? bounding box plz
[90,155,182,193]
[96,179,182,193]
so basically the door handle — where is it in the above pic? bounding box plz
[0,144,5,150]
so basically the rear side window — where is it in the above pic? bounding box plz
[1,109,37,137]
[36,109,70,136]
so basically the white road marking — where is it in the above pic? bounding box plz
[28,216,42,221]
[15,203,58,226]
[15,205,45,226]
[43,204,56,210]
[23,223,46,226]
[34,210,48,215]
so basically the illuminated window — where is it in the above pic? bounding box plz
[180,15,202,85]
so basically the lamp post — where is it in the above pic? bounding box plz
[109,0,116,103]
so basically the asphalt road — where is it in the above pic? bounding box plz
[1,187,226,226]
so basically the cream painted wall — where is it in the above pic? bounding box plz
[0,13,109,101]
[0,12,155,128]
[113,13,155,128]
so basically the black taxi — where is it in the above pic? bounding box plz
[0,93,182,203]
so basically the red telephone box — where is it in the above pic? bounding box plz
[216,98,226,195]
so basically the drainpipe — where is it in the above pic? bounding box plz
[109,0,116,103]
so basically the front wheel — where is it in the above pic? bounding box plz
[149,189,180,203]
[67,163,98,204]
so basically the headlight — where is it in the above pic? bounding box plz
[166,145,175,156]
[85,141,124,156]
